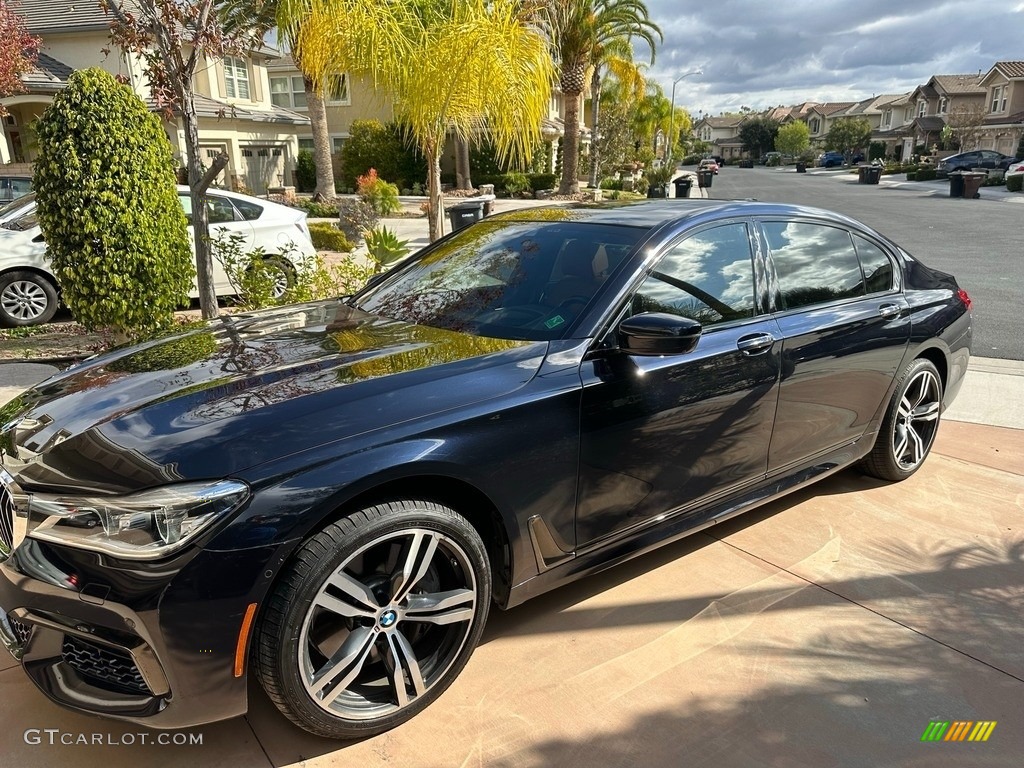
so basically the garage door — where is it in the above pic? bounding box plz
[241,145,285,195]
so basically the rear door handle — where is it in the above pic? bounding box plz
[736,332,775,355]
[878,303,902,319]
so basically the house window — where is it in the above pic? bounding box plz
[326,74,350,105]
[991,85,1007,113]
[882,109,892,128]
[224,57,250,100]
[917,100,927,117]
[298,138,315,152]
[809,117,820,133]
[938,97,947,114]
[332,137,346,153]
[270,76,307,109]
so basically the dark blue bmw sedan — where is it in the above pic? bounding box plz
[0,200,971,739]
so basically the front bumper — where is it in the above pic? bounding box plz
[0,537,282,729]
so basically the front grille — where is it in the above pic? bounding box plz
[0,480,14,553]
[61,636,152,696]
[8,616,31,646]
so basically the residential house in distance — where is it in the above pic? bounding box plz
[978,61,1024,157]
[803,102,857,145]
[692,114,746,159]
[2,0,309,194]
[906,73,985,156]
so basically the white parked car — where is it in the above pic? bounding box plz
[0,186,317,327]
[1006,159,1024,178]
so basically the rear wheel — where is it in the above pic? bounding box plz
[0,271,59,327]
[263,257,295,300]
[861,358,942,481]
[254,500,490,739]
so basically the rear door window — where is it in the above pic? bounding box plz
[763,221,864,310]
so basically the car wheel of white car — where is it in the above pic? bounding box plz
[0,271,59,327]
[262,257,295,300]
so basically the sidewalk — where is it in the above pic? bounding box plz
[815,166,1024,203]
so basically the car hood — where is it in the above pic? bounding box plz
[1,300,546,493]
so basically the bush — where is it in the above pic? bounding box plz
[292,198,339,218]
[357,168,402,215]
[339,120,426,190]
[916,167,937,181]
[527,173,558,192]
[337,198,380,244]
[503,172,530,196]
[599,177,624,190]
[309,222,355,252]
[364,225,411,273]
[906,171,917,181]
[33,68,191,338]
[1006,174,1023,192]
[296,149,316,192]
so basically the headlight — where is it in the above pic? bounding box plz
[26,480,249,559]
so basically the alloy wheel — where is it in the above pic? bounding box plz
[297,528,478,720]
[1,280,49,321]
[891,368,941,470]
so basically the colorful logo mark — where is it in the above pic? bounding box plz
[921,721,997,742]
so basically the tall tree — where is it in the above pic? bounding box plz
[587,36,646,187]
[0,1,40,112]
[283,0,553,241]
[825,117,872,164]
[104,0,243,320]
[775,120,809,161]
[738,116,780,160]
[218,0,337,199]
[548,0,660,195]
[945,104,986,153]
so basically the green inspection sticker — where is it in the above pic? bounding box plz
[544,315,565,329]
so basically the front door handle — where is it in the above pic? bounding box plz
[878,303,902,319]
[736,332,775,355]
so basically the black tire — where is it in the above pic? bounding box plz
[254,500,491,739]
[262,257,295,300]
[861,358,943,481]
[0,270,59,327]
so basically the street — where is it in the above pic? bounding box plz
[699,166,1024,360]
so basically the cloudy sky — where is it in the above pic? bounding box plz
[641,0,1023,117]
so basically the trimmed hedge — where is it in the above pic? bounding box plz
[309,222,355,252]
[1006,174,1023,192]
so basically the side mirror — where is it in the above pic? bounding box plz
[617,312,702,356]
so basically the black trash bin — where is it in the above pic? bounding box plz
[697,169,714,188]
[949,171,965,198]
[646,183,669,198]
[673,177,693,198]
[795,162,807,173]
[867,166,882,184]
[447,199,485,231]
[858,166,870,184]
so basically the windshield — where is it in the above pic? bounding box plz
[355,219,643,340]
[0,192,35,223]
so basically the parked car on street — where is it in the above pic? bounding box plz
[936,150,1014,173]
[0,186,317,326]
[1000,158,1023,177]
[698,158,720,174]
[0,200,972,740]
[817,151,864,167]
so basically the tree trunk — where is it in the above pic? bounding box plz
[455,135,472,190]
[304,76,336,199]
[426,144,445,242]
[588,67,601,189]
[180,82,218,321]
[559,89,582,195]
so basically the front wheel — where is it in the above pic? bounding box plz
[0,271,59,327]
[861,358,943,481]
[254,500,491,739]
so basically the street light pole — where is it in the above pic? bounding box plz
[667,69,703,168]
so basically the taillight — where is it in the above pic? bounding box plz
[957,288,972,311]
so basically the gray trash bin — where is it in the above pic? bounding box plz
[447,199,485,231]
[673,177,693,198]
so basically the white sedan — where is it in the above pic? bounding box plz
[1006,159,1024,178]
[0,186,316,326]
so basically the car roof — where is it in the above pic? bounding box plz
[486,199,871,231]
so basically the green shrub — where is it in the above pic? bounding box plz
[309,223,354,252]
[33,68,191,337]
[527,173,558,192]
[905,171,917,181]
[293,198,339,218]
[600,177,624,190]
[503,172,530,196]
[357,168,401,215]
[364,225,411,273]
[1006,174,1023,192]
[337,198,380,244]
[296,149,316,192]
[339,120,426,190]
[916,167,937,181]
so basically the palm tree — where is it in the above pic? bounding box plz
[547,0,660,195]
[281,0,553,241]
[588,37,646,187]
[218,0,337,198]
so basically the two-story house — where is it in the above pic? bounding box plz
[906,74,985,155]
[2,0,309,194]
[692,114,746,159]
[977,61,1024,157]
